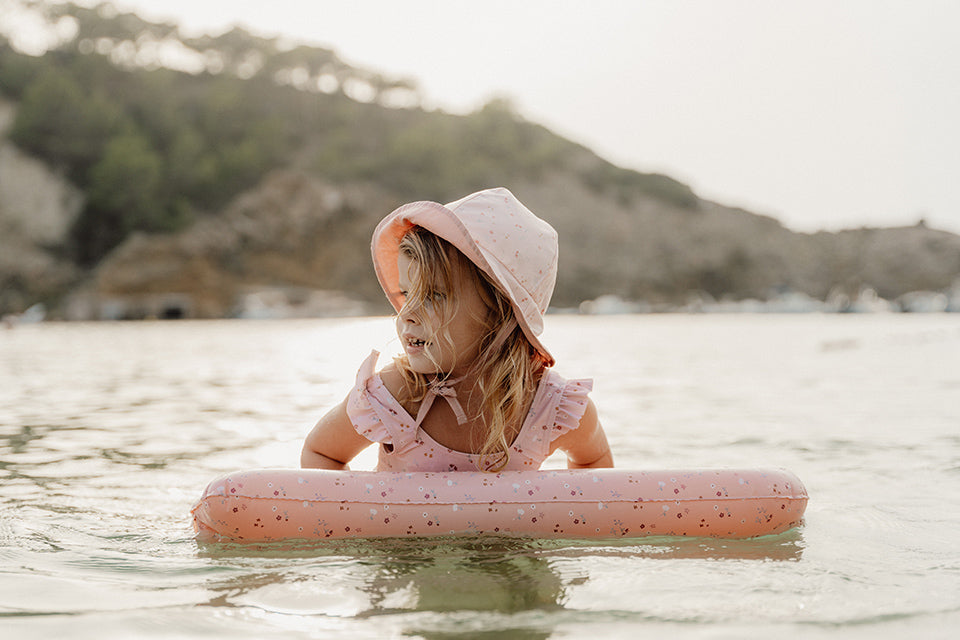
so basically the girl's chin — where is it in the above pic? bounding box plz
[405,351,467,376]
[404,351,443,374]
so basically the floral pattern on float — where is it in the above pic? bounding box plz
[191,468,808,541]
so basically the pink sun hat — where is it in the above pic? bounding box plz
[371,187,559,366]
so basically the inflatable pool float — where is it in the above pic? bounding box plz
[191,468,807,541]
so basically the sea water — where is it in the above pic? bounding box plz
[1,314,958,639]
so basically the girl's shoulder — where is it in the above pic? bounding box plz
[376,360,406,398]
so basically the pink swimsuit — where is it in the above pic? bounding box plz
[346,351,593,472]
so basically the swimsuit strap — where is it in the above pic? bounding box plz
[415,376,468,426]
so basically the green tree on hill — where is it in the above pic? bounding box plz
[0,0,697,269]
[10,66,126,181]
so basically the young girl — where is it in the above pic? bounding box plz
[301,187,613,472]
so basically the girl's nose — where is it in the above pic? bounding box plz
[399,303,420,324]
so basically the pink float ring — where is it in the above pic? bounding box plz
[192,468,807,542]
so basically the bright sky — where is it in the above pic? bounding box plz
[98,1,960,233]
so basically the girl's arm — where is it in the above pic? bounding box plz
[300,399,373,470]
[550,398,614,469]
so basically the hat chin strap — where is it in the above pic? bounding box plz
[412,317,520,428]
[415,376,468,426]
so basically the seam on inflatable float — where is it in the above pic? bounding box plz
[199,494,807,506]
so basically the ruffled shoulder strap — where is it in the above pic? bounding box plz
[514,371,593,462]
[345,350,420,451]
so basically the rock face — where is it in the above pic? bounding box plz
[71,167,960,320]
[812,226,960,300]
[0,98,84,313]
[66,172,397,319]
[478,174,960,309]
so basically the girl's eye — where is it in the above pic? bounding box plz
[414,291,444,311]
[423,291,445,307]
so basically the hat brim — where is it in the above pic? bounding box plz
[372,201,555,366]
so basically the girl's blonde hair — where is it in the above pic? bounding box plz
[394,226,548,471]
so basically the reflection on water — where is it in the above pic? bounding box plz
[189,531,805,639]
[194,531,804,618]
[201,538,566,616]
[197,529,806,564]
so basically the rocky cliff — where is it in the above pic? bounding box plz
[0,98,84,313]
[65,172,396,320]
[62,165,960,320]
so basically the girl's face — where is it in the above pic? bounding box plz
[396,252,489,376]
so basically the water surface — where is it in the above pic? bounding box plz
[2,315,959,638]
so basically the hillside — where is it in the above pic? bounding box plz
[63,165,960,320]
[1,2,959,319]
